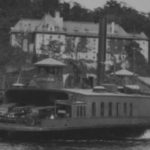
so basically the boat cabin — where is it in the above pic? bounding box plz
[34,58,65,89]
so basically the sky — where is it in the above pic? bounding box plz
[63,0,150,13]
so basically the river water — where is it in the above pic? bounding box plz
[0,130,150,150]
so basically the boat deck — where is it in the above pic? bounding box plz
[64,88,149,98]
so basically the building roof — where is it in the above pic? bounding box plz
[11,19,40,32]
[34,58,66,67]
[64,21,129,35]
[128,32,148,40]
[11,13,148,40]
[64,21,99,34]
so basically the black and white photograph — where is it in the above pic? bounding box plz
[0,0,150,149]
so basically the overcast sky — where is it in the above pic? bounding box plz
[64,0,150,13]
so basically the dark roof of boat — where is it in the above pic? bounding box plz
[5,88,69,106]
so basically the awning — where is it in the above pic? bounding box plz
[111,69,135,76]
[35,58,65,67]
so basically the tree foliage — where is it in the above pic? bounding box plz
[125,41,150,76]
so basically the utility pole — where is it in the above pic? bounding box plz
[97,16,107,85]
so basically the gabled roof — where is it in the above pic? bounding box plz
[11,19,40,32]
[34,58,65,67]
[36,14,57,31]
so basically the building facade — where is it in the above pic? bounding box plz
[10,12,149,70]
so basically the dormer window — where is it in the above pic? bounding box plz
[50,27,53,31]
[42,25,47,31]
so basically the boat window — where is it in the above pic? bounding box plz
[77,106,80,117]
[124,103,127,116]
[83,106,86,117]
[80,106,83,117]
[76,105,86,117]
[100,102,104,117]
[116,103,120,117]
[129,103,133,117]
[92,102,96,117]
[108,102,112,117]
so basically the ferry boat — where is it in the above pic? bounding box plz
[1,84,150,140]
[0,17,150,140]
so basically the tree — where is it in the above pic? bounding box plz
[103,0,122,16]
[125,41,150,76]
[65,37,76,58]
[40,39,63,58]
[65,37,89,60]
[42,0,59,14]
[69,2,93,21]
[76,37,88,53]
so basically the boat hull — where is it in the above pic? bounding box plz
[0,125,148,141]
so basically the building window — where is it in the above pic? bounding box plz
[129,103,133,117]
[108,102,113,117]
[100,102,104,117]
[58,35,61,39]
[49,35,52,40]
[115,39,118,42]
[92,102,96,117]
[46,24,49,29]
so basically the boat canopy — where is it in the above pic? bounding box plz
[5,88,69,106]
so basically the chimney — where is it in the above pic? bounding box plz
[55,11,60,18]
[54,11,63,28]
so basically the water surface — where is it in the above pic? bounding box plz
[1,130,150,150]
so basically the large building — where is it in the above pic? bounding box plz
[10,11,149,70]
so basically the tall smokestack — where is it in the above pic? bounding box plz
[97,16,107,85]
